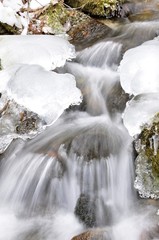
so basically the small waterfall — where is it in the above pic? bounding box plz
[0,38,138,240]
[76,41,122,70]
[1,31,158,239]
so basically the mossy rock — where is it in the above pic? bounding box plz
[65,0,124,18]
[139,113,159,177]
[0,22,19,34]
[39,2,68,34]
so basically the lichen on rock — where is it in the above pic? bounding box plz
[65,0,124,18]
[39,1,69,34]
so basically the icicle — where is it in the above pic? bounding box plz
[152,133,159,156]
[149,137,153,149]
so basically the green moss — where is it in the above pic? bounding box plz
[139,113,159,177]
[41,2,68,34]
[65,0,124,17]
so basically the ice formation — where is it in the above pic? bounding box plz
[0,64,82,125]
[123,93,159,136]
[0,35,76,70]
[119,37,159,95]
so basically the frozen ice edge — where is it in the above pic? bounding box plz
[0,35,82,152]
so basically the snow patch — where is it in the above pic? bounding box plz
[0,2,22,28]
[29,0,51,9]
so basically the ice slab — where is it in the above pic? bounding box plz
[119,37,159,95]
[0,35,76,70]
[123,93,159,136]
[0,64,82,125]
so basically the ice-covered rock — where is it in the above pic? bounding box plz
[0,64,82,125]
[134,152,159,199]
[123,93,159,136]
[0,35,76,70]
[0,94,44,154]
[119,37,159,95]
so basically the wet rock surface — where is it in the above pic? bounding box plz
[122,0,159,22]
[75,194,96,228]
[68,13,112,51]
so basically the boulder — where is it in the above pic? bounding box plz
[75,194,96,228]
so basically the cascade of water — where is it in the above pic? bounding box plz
[1,20,159,240]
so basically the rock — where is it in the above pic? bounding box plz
[0,94,44,154]
[0,22,15,34]
[65,0,124,18]
[34,1,68,35]
[75,194,96,228]
[67,10,112,50]
[121,0,159,22]
[71,228,111,240]
[106,81,129,115]
[65,119,124,161]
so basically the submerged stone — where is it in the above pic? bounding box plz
[75,194,96,228]
[65,121,124,161]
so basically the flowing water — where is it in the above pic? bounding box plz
[1,2,159,240]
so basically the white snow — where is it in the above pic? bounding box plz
[2,0,23,11]
[0,64,82,125]
[0,35,76,70]
[29,0,51,9]
[0,2,22,28]
[123,93,159,136]
[119,37,159,95]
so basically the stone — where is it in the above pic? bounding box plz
[71,228,112,240]
[75,194,96,228]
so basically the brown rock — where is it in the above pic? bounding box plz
[71,228,111,240]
